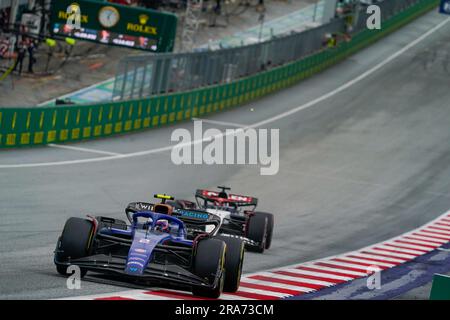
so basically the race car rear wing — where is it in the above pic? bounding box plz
[195,189,258,207]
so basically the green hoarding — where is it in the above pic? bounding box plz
[430,274,450,300]
[49,0,177,52]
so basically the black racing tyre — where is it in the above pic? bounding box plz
[253,212,274,249]
[192,239,226,298]
[56,263,87,278]
[56,263,68,276]
[215,235,245,293]
[246,213,268,253]
[55,217,94,276]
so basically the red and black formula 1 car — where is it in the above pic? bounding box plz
[168,187,274,253]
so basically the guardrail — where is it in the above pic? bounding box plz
[0,0,439,149]
[112,19,345,100]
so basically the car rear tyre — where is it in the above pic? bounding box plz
[253,212,274,249]
[56,264,68,276]
[54,217,94,277]
[246,213,268,253]
[215,235,245,292]
[192,238,226,298]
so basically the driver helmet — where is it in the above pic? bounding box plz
[155,219,170,233]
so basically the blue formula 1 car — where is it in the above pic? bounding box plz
[53,195,242,298]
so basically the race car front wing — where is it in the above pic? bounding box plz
[54,253,222,291]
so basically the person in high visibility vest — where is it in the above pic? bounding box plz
[323,33,337,48]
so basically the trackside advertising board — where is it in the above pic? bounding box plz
[49,0,177,52]
[439,0,450,14]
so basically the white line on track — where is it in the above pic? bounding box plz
[56,289,144,300]
[413,232,450,241]
[332,256,396,268]
[191,118,247,128]
[423,229,450,237]
[402,237,443,246]
[2,16,449,170]
[117,293,169,300]
[47,143,123,156]
[364,248,415,260]
[304,264,367,277]
[314,260,370,271]
[427,227,450,235]
[434,224,450,230]
[391,241,435,251]
[241,277,314,292]
[257,271,335,286]
[275,267,353,281]
[346,252,405,263]
[373,244,423,255]
[236,287,287,298]
[219,293,256,300]
[405,235,447,244]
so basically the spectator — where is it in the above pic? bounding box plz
[0,8,10,32]
[214,0,222,15]
[13,41,26,75]
[27,39,36,73]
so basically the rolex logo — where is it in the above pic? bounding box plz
[127,14,156,35]
[139,14,149,25]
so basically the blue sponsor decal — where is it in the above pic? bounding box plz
[178,210,209,220]
[125,231,169,276]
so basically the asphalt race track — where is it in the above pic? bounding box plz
[1,10,450,299]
